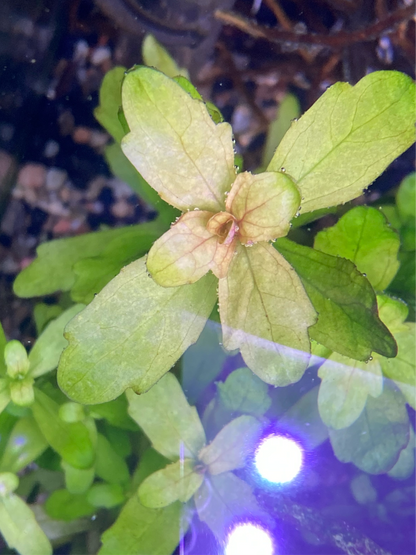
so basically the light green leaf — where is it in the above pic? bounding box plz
[377,294,408,331]
[262,93,301,168]
[28,305,84,378]
[276,238,397,360]
[31,388,95,469]
[105,142,178,225]
[225,171,300,244]
[0,493,52,555]
[318,355,383,429]
[13,226,139,298]
[0,379,10,415]
[173,75,224,125]
[199,415,263,475]
[194,472,269,541]
[142,35,189,79]
[182,321,227,404]
[9,377,35,407]
[0,416,47,473]
[138,459,203,508]
[314,206,400,291]
[380,323,416,409]
[59,257,217,404]
[127,373,206,460]
[132,448,170,491]
[387,424,415,480]
[99,496,182,555]
[219,242,316,386]
[95,433,130,485]
[329,386,410,474]
[62,461,95,494]
[4,340,29,378]
[121,66,235,212]
[45,489,95,521]
[94,66,127,143]
[87,483,125,508]
[396,172,415,227]
[30,504,93,543]
[147,210,235,286]
[217,367,272,416]
[268,71,416,212]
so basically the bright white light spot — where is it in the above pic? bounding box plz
[255,434,303,484]
[225,523,274,555]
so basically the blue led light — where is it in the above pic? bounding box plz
[254,434,303,484]
[225,523,274,555]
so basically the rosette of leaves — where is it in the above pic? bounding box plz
[54,67,415,404]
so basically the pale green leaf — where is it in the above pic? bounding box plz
[4,340,29,378]
[28,305,84,378]
[58,257,217,404]
[95,433,129,485]
[138,459,203,508]
[318,355,383,429]
[99,496,182,555]
[314,206,400,290]
[62,461,95,495]
[127,373,206,460]
[350,474,377,505]
[225,171,300,244]
[276,238,397,360]
[199,415,263,475]
[94,66,127,143]
[194,472,269,541]
[105,142,178,226]
[262,93,301,168]
[121,66,235,212]
[377,294,408,331]
[173,76,223,124]
[0,416,47,473]
[31,389,95,469]
[387,424,415,480]
[396,172,415,226]
[217,367,272,416]
[142,35,189,79]
[0,494,52,555]
[147,210,235,286]
[132,448,170,491]
[268,71,416,212]
[219,242,316,386]
[329,386,410,474]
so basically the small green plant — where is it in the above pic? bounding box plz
[5,39,415,554]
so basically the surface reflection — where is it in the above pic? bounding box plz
[225,523,274,555]
[255,434,303,484]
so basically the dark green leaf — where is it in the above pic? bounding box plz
[95,433,130,485]
[31,389,95,469]
[89,395,137,431]
[33,303,63,335]
[45,489,95,521]
[276,238,397,360]
[329,386,410,474]
[0,322,7,375]
[314,206,400,291]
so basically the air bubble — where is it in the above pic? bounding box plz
[280,167,286,172]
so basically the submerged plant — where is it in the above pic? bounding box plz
[55,66,415,404]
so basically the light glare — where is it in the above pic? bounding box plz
[225,523,274,555]
[255,434,303,484]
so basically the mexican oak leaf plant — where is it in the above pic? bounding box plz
[57,67,415,405]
